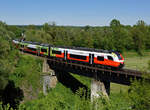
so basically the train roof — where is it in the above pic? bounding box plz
[13,39,114,53]
[22,41,40,45]
[52,45,112,53]
[22,41,32,44]
[32,42,41,45]
[40,43,49,47]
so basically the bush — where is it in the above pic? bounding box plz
[128,75,150,110]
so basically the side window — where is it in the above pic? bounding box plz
[108,56,113,61]
[41,48,47,53]
[28,47,37,51]
[52,50,61,55]
[70,54,87,60]
[32,48,37,51]
[97,56,104,61]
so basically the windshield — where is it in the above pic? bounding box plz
[114,52,122,60]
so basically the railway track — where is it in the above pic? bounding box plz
[47,58,143,77]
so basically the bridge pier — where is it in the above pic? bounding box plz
[42,59,57,95]
[91,73,110,101]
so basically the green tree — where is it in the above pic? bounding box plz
[110,19,127,53]
[7,25,22,38]
[110,19,121,27]
[145,25,150,49]
[0,21,20,103]
[128,75,150,110]
[0,22,11,92]
[131,20,148,55]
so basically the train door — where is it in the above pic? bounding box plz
[48,46,50,58]
[89,54,94,64]
[92,54,94,64]
[37,46,40,56]
[89,54,91,64]
[107,56,114,66]
[64,50,68,60]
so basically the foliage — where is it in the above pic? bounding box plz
[128,75,150,110]
[10,55,42,88]
[0,21,16,95]
[19,83,91,110]
[22,19,150,55]
[19,84,132,110]
[0,21,24,109]
[131,20,149,55]
[92,92,131,110]
[127,61,150,110]
[110,19,128,53]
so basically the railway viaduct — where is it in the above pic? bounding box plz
[39,55,143,100]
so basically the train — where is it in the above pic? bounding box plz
[12,39,124,69]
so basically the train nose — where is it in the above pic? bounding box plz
[119,62,124,68]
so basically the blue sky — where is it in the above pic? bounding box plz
[0,0,150,26]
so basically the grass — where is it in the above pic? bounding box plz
[110,83,129,94]
[70,73,91,89]
[123,51,150,70]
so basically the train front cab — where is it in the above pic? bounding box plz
[93,52,125,69]
[94,55,118,68]
[117,53,124,69]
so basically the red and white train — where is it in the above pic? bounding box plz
[13,39,124,69]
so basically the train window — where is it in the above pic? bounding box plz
[32,48,37,51]
[70,54,87,60]
[97,56,104,61]
[114,52,122,60]
[52,50,61,55]
[28,47,37,51]
[41,48,47,53]
[108,56,113,61]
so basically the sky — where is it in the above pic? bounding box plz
[0,0,150,26]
